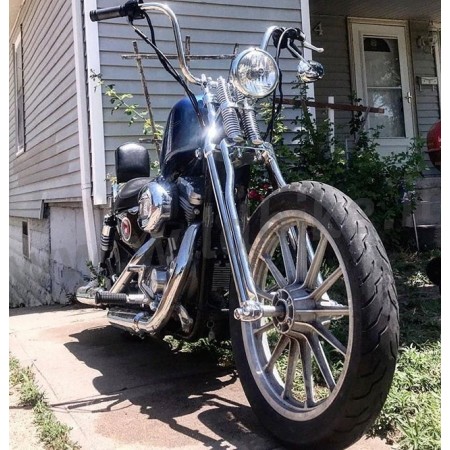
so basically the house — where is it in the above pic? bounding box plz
[9,0,440,306]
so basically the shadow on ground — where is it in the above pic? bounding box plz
[62,324,280,449]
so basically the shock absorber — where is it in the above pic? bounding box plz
[216,77,244,143]
[100,214,116,266]
[237,93,264,145]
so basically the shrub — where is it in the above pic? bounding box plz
[253,92,426,245]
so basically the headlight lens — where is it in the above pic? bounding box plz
[231,48,279,98]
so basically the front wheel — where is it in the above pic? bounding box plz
[230,182,399,449]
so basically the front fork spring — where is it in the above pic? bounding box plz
[216,78,244,143]
[238,94,263,145]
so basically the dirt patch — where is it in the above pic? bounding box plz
[9,387,45,450]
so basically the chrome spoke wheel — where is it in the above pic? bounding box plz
[230,182,398,449]
[243,210,351,417]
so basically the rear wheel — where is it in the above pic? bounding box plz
[230,182,398,449]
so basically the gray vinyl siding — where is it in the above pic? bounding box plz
[95,0,303,174]
[310,15,353,143]
[409,21,440,137]
[9,0,80,219]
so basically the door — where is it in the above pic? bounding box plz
[350,21,414,156]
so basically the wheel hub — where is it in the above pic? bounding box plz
[272,286,314,333]
[272,289,295,333]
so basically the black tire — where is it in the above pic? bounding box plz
[230,182,399,450]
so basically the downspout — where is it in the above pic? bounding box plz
[300,0,316,119]
[71,0,99,265]
[84,0,107,206]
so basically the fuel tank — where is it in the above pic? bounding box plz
[160,96,209,177]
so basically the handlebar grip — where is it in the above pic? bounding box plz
[90,6,127,22]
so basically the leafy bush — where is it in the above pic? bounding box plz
[253,93,426,245]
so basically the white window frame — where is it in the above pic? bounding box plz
[14,30,25,155]
[348,18,416,156]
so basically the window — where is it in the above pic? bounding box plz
[22,221,30,259]
[349,19,414,156]
[14,29,25,154]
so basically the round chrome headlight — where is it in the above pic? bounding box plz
[231,48,279,98]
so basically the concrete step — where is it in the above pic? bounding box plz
[403,225,441,250]
[403,200,440,227]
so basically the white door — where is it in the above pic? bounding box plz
[350,21,414,156]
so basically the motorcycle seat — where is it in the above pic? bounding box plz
[115,177,151,211]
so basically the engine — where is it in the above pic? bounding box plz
[137,176,204,236]
[117,207,147,249]
[138,179,177,234]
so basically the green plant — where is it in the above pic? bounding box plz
[90,71,164,142]
[370,343,441,449]
[164,336,235,368]
[368,250,441,449]
[9,355,80,450]
[258,91,426,245]
[86,260,107,288]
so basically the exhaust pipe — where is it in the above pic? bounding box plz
[107,222,200,335]
[76,282,104,307]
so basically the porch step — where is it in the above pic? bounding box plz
[405,225,441,250]
[403,176,441,228]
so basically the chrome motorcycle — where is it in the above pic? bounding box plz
[77,2,399,448]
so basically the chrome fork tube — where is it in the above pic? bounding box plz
[262,145,326,287]
[219,139,259,300]
[203,85,263,319]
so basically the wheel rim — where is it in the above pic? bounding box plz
[242,210,353,420]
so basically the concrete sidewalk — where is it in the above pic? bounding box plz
[9,305,391,450]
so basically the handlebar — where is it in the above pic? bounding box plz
[90,2,202,85]
[260,26,323,54]
[90,5,128,21]
[90,2,323,86]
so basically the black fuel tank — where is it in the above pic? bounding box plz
[160,97,208,177]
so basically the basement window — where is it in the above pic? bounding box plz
[22,221,30,259]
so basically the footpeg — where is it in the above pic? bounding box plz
[95,292,146,305]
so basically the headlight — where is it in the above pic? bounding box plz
[231,48,279,98]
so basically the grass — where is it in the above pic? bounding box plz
[368,250,441,449]
[164,335,235,368]
[9,355,80,450]
[167,250,441,450]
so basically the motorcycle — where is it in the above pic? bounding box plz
[77,2,399,448]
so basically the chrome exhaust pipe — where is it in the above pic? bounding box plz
[107,222,200,335]
[75,283,103,306]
